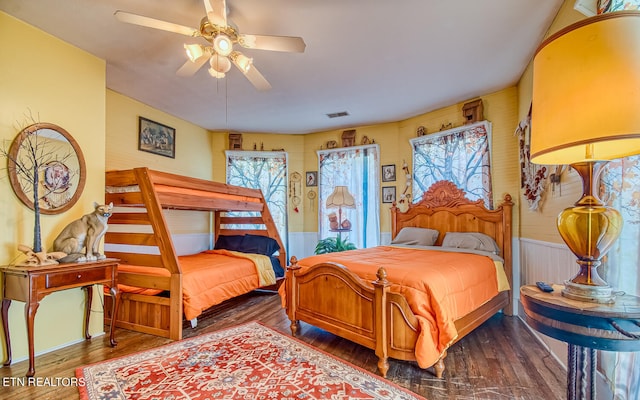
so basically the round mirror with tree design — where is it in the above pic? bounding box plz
[7,122,86,215]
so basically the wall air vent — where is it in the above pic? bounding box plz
[326,111,349,119]
[574,0,597,16]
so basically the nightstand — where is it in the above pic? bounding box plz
[520,285,640,400]
[0,259,120,377]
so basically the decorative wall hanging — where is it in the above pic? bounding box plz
[399,160,412,204]
[516,109,548,210]
[307,189,316,211]
[289,171,302,213]
[228,132,242,150]
[139,117,176,158]
[462,99,484,124]
[341,129,356,147]
[6,122,87,215]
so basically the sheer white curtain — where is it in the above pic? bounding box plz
[600,155,640,400]
[596,3,640,398]
[317,145,380,249]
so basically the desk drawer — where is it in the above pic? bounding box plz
[45,268,109,289]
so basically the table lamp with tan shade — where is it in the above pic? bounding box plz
[326,186,356,232]
[530,11,640,303]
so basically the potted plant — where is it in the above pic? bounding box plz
[314,235,356,254]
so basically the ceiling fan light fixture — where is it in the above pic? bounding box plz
[208,68,226,79]
[210,53,231,73]
[230,51,253,73]
[184,43,205,62]
[213,34,233,56]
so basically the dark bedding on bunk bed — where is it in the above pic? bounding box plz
[214,234,285,278]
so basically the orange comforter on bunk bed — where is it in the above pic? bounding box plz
[280,245,510,368]
[118,249,276,321]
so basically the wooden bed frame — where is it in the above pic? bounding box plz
[102,167,286,340]
[284,180,513,378]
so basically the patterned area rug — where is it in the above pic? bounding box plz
[76,321,425,399]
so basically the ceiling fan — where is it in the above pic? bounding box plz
[114,0,306,91]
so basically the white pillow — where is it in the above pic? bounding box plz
[441,232,500,254]
[391,227,439,246]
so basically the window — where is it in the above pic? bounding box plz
[317,145,380,249]
[410,121,493,208]
[225,151,288,253]
[600,154,640,399]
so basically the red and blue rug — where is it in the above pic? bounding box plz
[76,321,425,399]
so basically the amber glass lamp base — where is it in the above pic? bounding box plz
[557,161,622,303]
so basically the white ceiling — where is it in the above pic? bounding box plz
[1,0,564,134]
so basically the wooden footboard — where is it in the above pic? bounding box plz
[104,291,172,338]
[104,269,285,339]
[285,256,509,378]
[285,257,421,377]
[103,270,181,339]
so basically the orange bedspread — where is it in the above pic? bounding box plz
[282,246,504,368]
[117,250,263,321]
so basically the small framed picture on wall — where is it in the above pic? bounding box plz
[382,186,396,203]
[382,164,396,182]
[306,171,318,187]
[138,117,176,158]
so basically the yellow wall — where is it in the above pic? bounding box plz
[211,89,521,236]
[303,88,521,234]
[0,12,106,363]
[106,90,216,235]
[516,0,587,243]
[106,90,213,180]
[209,131,307,232]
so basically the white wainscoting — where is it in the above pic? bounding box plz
[518,237,575,369]
[286,232,319,261]
[519,238,577,287]
[517,238,613,400]
[105,233,211,256]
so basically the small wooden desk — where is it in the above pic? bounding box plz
[0,259,120,377]
[520,285,640,400]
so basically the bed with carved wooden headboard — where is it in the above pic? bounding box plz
[102,167,286,340]
[281,180,513,378]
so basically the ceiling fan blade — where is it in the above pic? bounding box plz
[176,55,209,77]
[240,64,272,91]
[238,34,306,53]
[204,0,227,27]
[115,11,198,37]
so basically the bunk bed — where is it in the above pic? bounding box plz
[281,180,513,378]
[103,167,286,340]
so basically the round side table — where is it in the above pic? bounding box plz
[520,285,640,400]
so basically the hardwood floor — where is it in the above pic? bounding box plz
[0,291,566,399]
